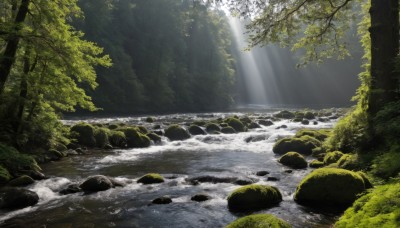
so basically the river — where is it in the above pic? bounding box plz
[0,111,342,228]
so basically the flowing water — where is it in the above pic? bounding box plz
[0,111,342,228]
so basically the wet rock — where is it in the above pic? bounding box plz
[256,171,269,176]
[153,130,163,136]
[273,136,319,155]
[258,120,273,126]
[65,149,79,156]
[188,125,207,136]
[225,118,246,132]
[313,121,318,125]
[19,170,46,180]
[109,177,125,187]
[294,168,366,207]
[191,194,211,202]
[147,132,162,143]
[152,196,172,204]
[164,125,190,141]
[205,123,221,133]
[267,177,279,181]
[284,170,293,174]
[145,117,155,123]
[279,152,308,169]
[304,111,315,120]
[0,188,39,209]
[122,127,151,148]
[94,128,110,148]
[309,160,325,168]
[60,184,82,195]
[80,175,113,192]
[187,175,236,185]
[245,135,267,143]
[227,185,282,212]
[46,149,64,161]
[301,119,310,125]
[8,175,35,187]
[137,173,164,184]
[234,178,255,186]
[104,144,113,150]
[323,151,344,165]
[153,125,162,129]
[221,127,236,134]
[70,123,96,147]
[247,122,261,129]
[274,110,295,119]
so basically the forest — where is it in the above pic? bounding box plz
[0,0,399,227]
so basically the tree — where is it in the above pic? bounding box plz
[221,0,399,132]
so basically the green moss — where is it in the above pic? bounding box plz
[227,185,282,212]
[356,171,373,189]
[145,117,155,123]
[109,130,127,148]
[8,175,35,187]
[323,151,344,165]
[146,132,161,143]
[371,150,400,180]
[121,127,151,148]
[137,126,149,134]
[304,111,315,120]
[239,116,252,124]
[225,118,246,132]
[0,144,41,174]
[335,183,400,228]
[226,214,292,228]
[294,168,366,207]
[70,122,96,147]
[94,128,110,148]
[206,123,221,133]
[165,125,191,141]
[295,129,331,141]
[221,127,236,134]
[273,136,319,155]
[337,154,360,171]
[274,110,295,119]
[137,173,164,184]
[309,160,325,168]
[279,152,307,169]
[0,165,11,185]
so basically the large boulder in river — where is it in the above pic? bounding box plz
[279,152,307,169]
[152,196,172,204]
[70,122,96,147]
[94,128,110,148]
[227,185,282,212]
[221,127,236,134]
[0,188,39,209]
[205,123,221,133]
[109,130,127,148]
[121,127,151,148]
[137,173,164,184]
[80,175,113,192]
[188,125,206,136]
[259,120,273,126]
[226,214,291,228]
[165,125,190,141]
[8,175,35,187]
[323,151,344,165]
[225,118,246,132]
[294,168,366,207]
[273,136,319,155]
[274,110,295,119]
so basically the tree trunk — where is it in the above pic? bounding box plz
[0,0,31,95]
[15,46,31,138]
[368,0,399,115]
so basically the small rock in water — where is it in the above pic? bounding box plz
[267,177,279,181]
[80,175,113,192]
[256,171,269,176]
[234,178,255,186]
[191,194,211,202]
[313,121,318,125]
[152,196,172,204]
[60,184,82,195]
[284,170,293,174]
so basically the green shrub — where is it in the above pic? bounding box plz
[225,118,246,132]
[374,101,400,143]
[0,143,41,175]
[294,168,366,207]
[227,185,282,212]
[335,183,400,228]
[371,149,400,180]
[323,151,344,165]
[0,165,11,185]
[226,214,291,228]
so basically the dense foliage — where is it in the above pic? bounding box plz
[75,0,236,113]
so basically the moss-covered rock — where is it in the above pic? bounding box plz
[152,196,172,204]
[258,120,273,126]
[108,124,119,130]
[0,188,39,209]
[137,173,164,184]
[323,151,344,165]
[70,122,96,147]
[309,160,325,168]
[206,123,221,133]
[294,168,366,207]
[94,128,110,148]
[146,132,162,143]
[226,214,292,228]
[79,175,113,192]
[109,131,127,148]
[221,127,236,134]
[225,118,246,132]
[165,125,191,141]
[304,111,315,120]
[301,119,310,125]
[295,129,331,141]
[8,175,35,187]
[239,116,252,124]
[121,127,151,148]
[46,149,64,161]
[0,165,11,185]
[227,185,282,212]
[356,171,373,189]
[337,154,360,171]
[248,122,261,129]
[335,183,400,228]
[188,125,207,136]
[137,126,149,134]
[0,144,41,175]
[273,136,319,155]
[191,194,211,202]
[279,152,307,169]
[145,117,155,123]
[274,110,295,119]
